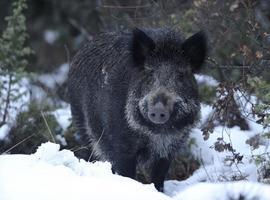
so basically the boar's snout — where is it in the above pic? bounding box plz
[148,102,170,124]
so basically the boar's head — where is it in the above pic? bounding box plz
[125,28,207,135]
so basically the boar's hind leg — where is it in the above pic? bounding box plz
[111,154,137,179]
[151,158,171,192]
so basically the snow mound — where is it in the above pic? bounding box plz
[170,181,270,200]
[0,142,169,200]
[1,142,270,200]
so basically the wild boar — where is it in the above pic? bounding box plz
[67,27,207,191]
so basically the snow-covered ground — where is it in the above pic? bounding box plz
[38,63,69,89]
[0,63,70,141]
[0,76,30,139]
[0,142,269,200]
[0,73,270,199]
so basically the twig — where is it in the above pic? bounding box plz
[2,133,35,154]
[199,149,212,181]
[68,18,92,41]
[41,111,56,143]
[64,45,71,68]
[100,4,151,9]
[2,74,13,125]
[88,129,105,162]
[110,13,156,21]
[71,146,89,152]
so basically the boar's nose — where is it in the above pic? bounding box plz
[148,102,170,124]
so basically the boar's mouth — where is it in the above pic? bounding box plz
[125,91,200,135]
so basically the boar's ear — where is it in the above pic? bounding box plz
[131,28,155,66]
[182,31,207,73]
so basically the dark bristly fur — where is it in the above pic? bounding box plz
[67,27,207,192]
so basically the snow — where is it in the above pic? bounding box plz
[0,143,170,200]
[0,124,10,140]
[199,103,213,125]
[170,181,270,200]
[38,63,69,89]
[1,74,270,199]
[195,74,219,87]
[29,84,48,103]
[189,102,268,183]
[0,63,71,140]
[43,30,60,44]
[0,142,269,200]
[0,76,30,124]
[52,104,72,131]
[0,76,30,140]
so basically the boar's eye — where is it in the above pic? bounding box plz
[181,31,207,73]
[131,28,155,68]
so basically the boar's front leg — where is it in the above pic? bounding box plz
[151,158,171,192]
[111,152,137,179]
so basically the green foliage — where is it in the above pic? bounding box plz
[253,153,270,183]
[171,9,199,36]
[0,0,32,126]
[198,85,216,105]
[0,0,32,73]
[248,76,270,104]
[247,76,270,128]
[0,102,62,154]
